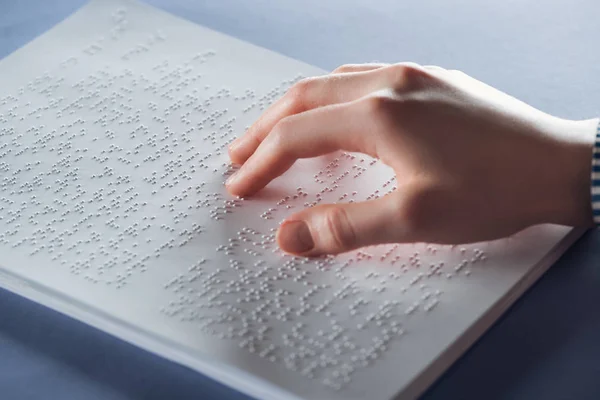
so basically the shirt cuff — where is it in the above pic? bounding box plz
[593,120,600,224]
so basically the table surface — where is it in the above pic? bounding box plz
[2,0,600,399]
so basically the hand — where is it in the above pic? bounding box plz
[225,62,597,256]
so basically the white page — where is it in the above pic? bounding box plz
[0,1,583,399]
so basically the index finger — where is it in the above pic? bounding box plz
[227,67,389,164]
[225,98,377,197]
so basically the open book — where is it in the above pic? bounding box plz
[0,0,583,399]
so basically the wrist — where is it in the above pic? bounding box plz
[543,117,598,227]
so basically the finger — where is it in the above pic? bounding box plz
[228,67,390,164]
[225,99,377,197]
[276,192,411,256]
[330,63,390,74]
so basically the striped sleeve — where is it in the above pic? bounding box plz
[593,120,600,224]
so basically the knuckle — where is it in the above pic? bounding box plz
[359,95,400,139]
[268,118,294,155]
[288,77,316,107]
[363,94,396,117]
[323,206,356,250]
[389,63,434,92]
[332,64,356,73]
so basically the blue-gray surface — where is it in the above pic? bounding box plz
[1,0,600,399]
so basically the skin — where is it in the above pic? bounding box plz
[225,62,598,257]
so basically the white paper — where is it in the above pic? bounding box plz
[0,1,582,399]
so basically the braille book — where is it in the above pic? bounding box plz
[0,1,585,399]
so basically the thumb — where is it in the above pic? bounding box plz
[276,192,409,256]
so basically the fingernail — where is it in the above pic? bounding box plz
[278,220,314,254]
[229,137,243,153]
[228,137,253,160]
[226,171,239,186]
